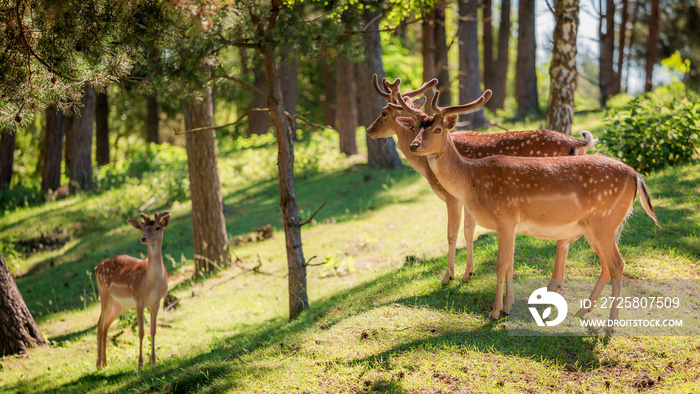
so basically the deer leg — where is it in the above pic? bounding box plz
[137,305,145,368]
[100,302,124,368]
[461,206,477,281]
[600,239,625,321]
[96,294,112,369]
[149,304,160,365]
[576,232,613,318]
[503,253,515,315]
[547,236,581,292]
[490,227,516,319]
[442,196,461,284]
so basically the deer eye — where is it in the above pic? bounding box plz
[434,128,442,134]
[156,227,161,230]
[381,112,387,117]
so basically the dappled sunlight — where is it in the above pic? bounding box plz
[2,145,699,393]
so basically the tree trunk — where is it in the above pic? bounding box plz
[70,84,96,191]
[515,0,540,118]
[1,252,47,356]
[183,89,231,273]
[614,0,629,95]
[422,10,438,107]
[320,53,337,128]
[261,45,309,320]
[545,0,579,135]
[279,44,299,140]
[644,0,661,92]
[95,92,110,166]
[483,0,494,91]
[63,114,73,180]
[358,9,403,169]
[146,94,160,144]
[434,3,451,107]
[336,60,358,156]
[0,130,15,189]
[490,0,511,110]
[599,0,616,107]
[41,106,65,192]
[625,0,641,93]
[458,0,489,129]
[249,63,270,135]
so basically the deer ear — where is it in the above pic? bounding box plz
[396,117,417,130]
[159,213,171,228]
[128,219,144,230]
[444,114,458,130]
[411,97,427,109]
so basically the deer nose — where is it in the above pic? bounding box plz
[409,143,420,152]
[141,236,147,243]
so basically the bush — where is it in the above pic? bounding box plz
[95,139,190,204]
[0,181,44,214]
[603,86,700,174]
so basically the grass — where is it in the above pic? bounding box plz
[1,113,699,393]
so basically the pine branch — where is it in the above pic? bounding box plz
[216,69,267,99]
[174,108,270,135]
[343,17,423,35]
[15,1,79,82]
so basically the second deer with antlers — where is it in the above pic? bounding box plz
[367,75,597,287]
[95,212,171,369]
[395,88,659,320]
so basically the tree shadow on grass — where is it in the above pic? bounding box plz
[12,164,425,323]
[222,163,424,237]
[49,324,96,345]
[18,243,613,393]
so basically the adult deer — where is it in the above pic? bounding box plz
[95,212,171,369]
[367,75,598,288]
[395,88,659,321]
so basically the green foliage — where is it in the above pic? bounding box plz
[661,51,692,76]
[0,238,21,273]
[1,0,174,129]
[95,138,190,204]
[0,181,44,214]
[603,85,700,174]
[294,129,348,178]
[382,33,422,88]
[222,129,347,182]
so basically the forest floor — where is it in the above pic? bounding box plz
[1,113,699,393]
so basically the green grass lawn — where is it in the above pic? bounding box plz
[1,117,699,393]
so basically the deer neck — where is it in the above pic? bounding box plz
[393,126,451,200]
[426,138,475,199]
[394,127,425,166]
[146,243,166,279]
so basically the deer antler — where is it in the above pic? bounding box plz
[403,78,438,98]
[373,74,438,104]
[155,211,170,223]
[382,77,438,101]
[382,78,401,100]
[395,89,426,118]
[429,90,492,119]
[139,213,151,223]
[372,74,392,100]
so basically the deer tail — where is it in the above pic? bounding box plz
[636,173,660,228]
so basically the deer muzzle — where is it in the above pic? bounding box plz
[409,131,423,152]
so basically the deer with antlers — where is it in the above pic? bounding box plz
[367,75,598,288]
[394,87,659,320]
[95,212,171,369]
